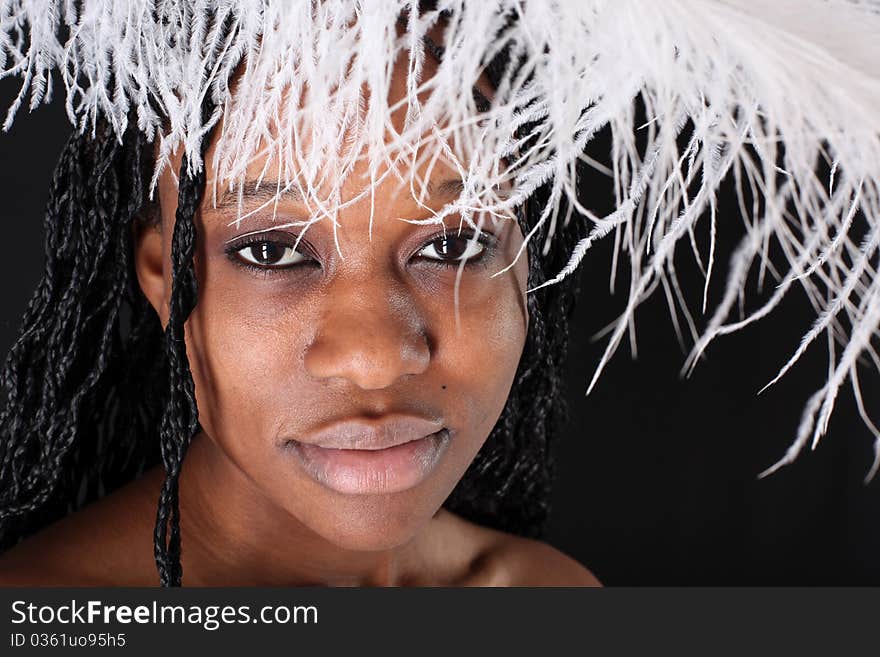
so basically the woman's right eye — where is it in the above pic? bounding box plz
[232,241,308,269]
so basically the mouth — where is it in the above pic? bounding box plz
[285,427,451,495]
[285,428,452,495]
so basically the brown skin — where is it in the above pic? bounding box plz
[0,49,600,587]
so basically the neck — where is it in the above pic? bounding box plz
[174,431,434,586]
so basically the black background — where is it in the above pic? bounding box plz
[1,78,878,585]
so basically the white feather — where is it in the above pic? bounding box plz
[2,0,880,477]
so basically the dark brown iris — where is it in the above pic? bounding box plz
[248,242,288,266]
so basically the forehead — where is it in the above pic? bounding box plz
[156,21,501,235]
[202,141,466,221]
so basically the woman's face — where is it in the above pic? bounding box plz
[135,58,530,552]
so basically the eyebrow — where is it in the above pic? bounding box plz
[426,178,464,198]
[213,177,464,210]
[214,180,304,210]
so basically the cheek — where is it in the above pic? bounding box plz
[440,230,531,437]
[184,274,314,452]
[430,272,528,443]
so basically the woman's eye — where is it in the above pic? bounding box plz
[233,241,306,268]
[417,234,488,264]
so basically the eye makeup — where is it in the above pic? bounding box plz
[224,229,320,274]
[409,228,499,270]
[223,224,501,275]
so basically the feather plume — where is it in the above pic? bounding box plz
[2,0,880,477]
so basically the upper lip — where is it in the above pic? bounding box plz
[293,414,445,451]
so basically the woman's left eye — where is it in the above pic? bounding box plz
[416,232,493,266]
[232,241,306,268]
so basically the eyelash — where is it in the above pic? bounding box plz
[224,229,498,274]
[225,233,314,273]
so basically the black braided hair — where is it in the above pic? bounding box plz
[153,151,207,587]
[0,114,211,587]
[0,117,165,550]
[0,6,588,582]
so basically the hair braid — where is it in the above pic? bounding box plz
[152,149,210,586]
[0,118,164,548]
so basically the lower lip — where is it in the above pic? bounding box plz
[286,429,452,495]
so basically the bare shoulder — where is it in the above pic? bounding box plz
[483,535,602,586]
[439,511,601,587]
[0,469,162,587]
[476,533,601,587]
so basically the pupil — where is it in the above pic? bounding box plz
[251,242,285,265]
[437,236,467,259]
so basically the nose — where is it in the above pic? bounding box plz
[303,274,432,390]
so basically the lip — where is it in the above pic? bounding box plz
[284,415,452,494]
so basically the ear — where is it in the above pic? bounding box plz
[133,219,170,329]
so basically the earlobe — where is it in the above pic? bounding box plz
[133,222,169,328]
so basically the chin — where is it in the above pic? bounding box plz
[305,492,442,552]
